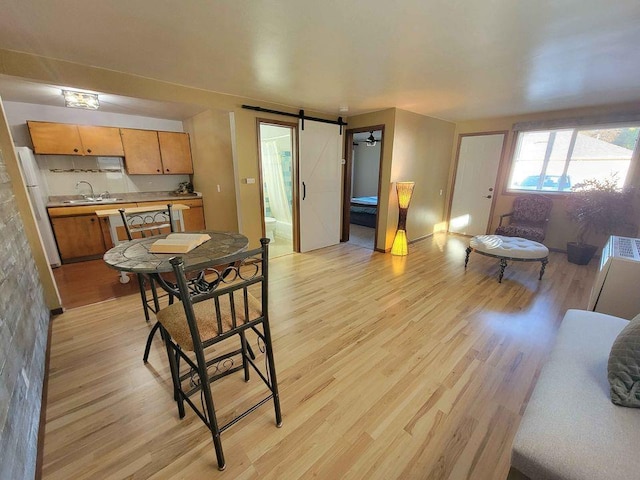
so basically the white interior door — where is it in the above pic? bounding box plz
[449,133,505,236]
[299,121,342,252]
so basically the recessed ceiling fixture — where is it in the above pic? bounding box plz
[366,131,377,147]
[63,90,100,110]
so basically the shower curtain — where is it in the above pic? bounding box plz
[261,140,292,224]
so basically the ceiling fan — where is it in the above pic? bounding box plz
[353,131,381,146]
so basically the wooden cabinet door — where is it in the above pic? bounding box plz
[182,206,206,231]
[121,129,163,174]
[51,215,106,261]
[158,131,193,174]
[28,121,84,155]
[78,126,124,156]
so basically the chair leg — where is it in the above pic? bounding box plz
[239,330,251,382]
[196,358,226,470]
[137,274,150,322]
[143,322,161,364]
[261,321,283,427]
[162,328,185,418]
[149,276,161,313]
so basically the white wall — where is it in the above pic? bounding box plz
[4,101,189,196]
[352,142,381,198]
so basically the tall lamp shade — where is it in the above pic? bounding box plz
[391,182,415,256]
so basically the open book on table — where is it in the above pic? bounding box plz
[149,233,211,254]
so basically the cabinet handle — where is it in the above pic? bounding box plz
[87,149,92,153]
[73,148,79,153]
[90,218,95,222]
[157,169,161,173]
[166,169,170,172]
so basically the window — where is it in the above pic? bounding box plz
[507,125,639,193]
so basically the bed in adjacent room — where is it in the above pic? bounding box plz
[350,196,377,228]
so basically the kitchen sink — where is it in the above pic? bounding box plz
[62,198,123,204]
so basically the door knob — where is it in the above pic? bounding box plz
[485,195,492,199]
[488,187,493,192]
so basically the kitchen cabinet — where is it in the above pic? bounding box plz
[121,129,193,175]
[158,132,193,174]
[28,121,83,155]
[120,128,163,174]
[28,121,125,156]
[47,198,203,262]
[77,126,124,156]
[175,198,205,231]
[48,203,137,262]
[50,216,106,261]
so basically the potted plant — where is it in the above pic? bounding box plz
[566,175,636,264]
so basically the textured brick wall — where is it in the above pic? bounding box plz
[0,147,50,479]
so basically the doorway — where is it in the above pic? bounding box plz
[342,126,384,250]
[258,120,298,257]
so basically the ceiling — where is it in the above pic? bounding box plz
[1,0,639,122]
[0,74,206,120]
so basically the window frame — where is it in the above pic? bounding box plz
[505,122,640,196]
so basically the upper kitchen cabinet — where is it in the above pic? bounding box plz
[158,132,193,174]
[28,121,83,155]
[120,128,163,174]
[121,129,193,175]
[27,121,125,156]
[77,125,124,156]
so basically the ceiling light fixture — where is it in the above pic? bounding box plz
[63,90,100,110]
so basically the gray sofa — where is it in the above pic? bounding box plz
[508,309,640,480]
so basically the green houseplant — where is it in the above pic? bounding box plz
[566,175,636,264]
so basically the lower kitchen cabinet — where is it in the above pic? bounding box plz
[177,198,206,231]
[50,215,106,261]
[48,198,205,262]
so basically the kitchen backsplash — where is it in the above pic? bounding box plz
[36,154,190,196]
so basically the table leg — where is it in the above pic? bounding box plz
[539,258,548,280]
[465,247,472,268]
[498,258,508,283]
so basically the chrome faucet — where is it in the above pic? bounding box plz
[76,181,95,200]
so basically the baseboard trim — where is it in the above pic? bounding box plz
[409,232,434,244]
[35,314,54,480]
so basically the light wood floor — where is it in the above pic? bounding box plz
[43,234,597,480]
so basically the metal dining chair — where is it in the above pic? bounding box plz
[155,238,282,471]
[119,204,176,362]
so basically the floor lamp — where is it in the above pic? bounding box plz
[391,181,415,256]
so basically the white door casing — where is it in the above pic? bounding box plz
[449,133,505,236]
[299,121,342,252]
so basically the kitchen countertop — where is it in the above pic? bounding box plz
[47,191,202,208]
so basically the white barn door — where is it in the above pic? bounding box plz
[449,133,505,236]
[299,121,342,252]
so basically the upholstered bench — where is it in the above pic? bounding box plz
[508,309,640,480]
[465,235,549,283]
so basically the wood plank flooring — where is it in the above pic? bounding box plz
[53,259,139,309]
[43,234,597,479]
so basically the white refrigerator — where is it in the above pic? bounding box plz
[15,146,62,267]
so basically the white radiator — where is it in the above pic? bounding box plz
[587,236,640,319]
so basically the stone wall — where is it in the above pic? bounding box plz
[0,146,50,479]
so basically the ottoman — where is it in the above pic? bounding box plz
[465,235,549,283]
